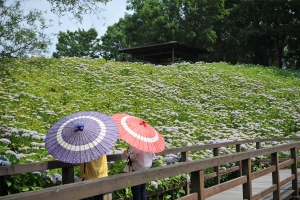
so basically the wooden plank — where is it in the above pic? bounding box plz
[0,154,124,176]
[180,151,190,195]
[279,174,295,187]
[203,167,240,181]
[220,166,240,175]
[199,170,205,200]
[159,139,260,155]
[235,144,242,177]
[176,193,198,200]
[0,161,75,176]
[279,158,294,169]
[62,166,74,184]
[213,148,220,185]
[204,172,217,180]
[242,158,252,200]
[291,147,299,196]
[191,170,205,200]
[262,138,300,142]
[256,141,261,149]
[252,185,277,200]
[205,176,247,198]
[271,152,280,200]
[252,166,276,180]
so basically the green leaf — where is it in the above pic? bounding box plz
[22,186,30,192]
[5,179,12,187]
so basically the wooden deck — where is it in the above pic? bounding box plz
[207,169,299,200]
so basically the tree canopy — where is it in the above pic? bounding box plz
[53,28,101,58]
[101,0,300,69]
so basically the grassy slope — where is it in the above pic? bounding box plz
[1,57,300,161]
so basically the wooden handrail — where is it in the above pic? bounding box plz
[0,141,300,200]
[1,138,300,200]
[1,137,298,176]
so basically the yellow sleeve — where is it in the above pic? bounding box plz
[79,155,108,180]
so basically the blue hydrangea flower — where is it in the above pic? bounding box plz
[53,173,62,181]
[74,176,79,181]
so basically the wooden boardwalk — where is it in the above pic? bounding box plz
[207,169,299,200]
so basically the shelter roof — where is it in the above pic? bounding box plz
[118,41,208,64]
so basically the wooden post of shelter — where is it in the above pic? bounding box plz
[271,152,280,200]
[213,148,220,185]
[190,170,205,200]
[172,47,175,63]
[242,158,252,200]
[181,151,190,195]
[290,147,299,197]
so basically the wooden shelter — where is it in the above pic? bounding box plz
[118,41,208,64]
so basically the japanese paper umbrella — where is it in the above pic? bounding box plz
[45,111,118,163]
[111,113,165,153]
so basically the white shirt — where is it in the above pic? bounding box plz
[129,146,154,171]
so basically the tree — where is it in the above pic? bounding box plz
[100,18,130,61]
[0,0,51,58]
[102,0,226,62]
[0,0,110,58]
[217,0,300,69]
[53,28,101,58]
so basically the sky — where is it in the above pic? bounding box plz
[19,0,131,57]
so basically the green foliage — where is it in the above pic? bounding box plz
[100,18,131,61]
[53,28,102,58]
[0,0,51,58]
[1,171,60,196]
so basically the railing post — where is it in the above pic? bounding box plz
[181,151,190,195]
[191,170,205,200]
[236,144,242,177]
[62,166,75,184]
[213,148,220,185]
[291,148,299,197]
[271,152,280,200]
[256,141,262,166]
[242,158,252,200]
[0,176,3,196]
[256,141,261,149]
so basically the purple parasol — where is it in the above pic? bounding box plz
[45,111,118,163]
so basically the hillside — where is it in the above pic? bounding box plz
[1,57,300,163]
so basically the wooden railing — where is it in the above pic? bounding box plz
[1,138,300,200]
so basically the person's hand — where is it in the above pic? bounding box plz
[123,150,129,157]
